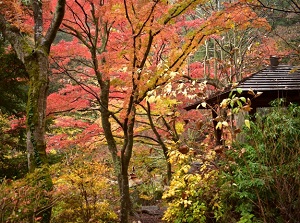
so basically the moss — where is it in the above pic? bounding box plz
[25,47,49,170]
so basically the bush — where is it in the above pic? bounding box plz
[163,103,300,223]
[51,153,118,223]
[0,169,53,223]
[0,150,119,223]
[162,148,222,223]
[220,103,300,222]
[0,113,27,180]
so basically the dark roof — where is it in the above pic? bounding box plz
[185,65,300,110]
[238,65,300,91]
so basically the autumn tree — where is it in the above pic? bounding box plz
[46,1,273,222]
[0,0,66,222]
[52,1,212,222]
[244,0,300,63]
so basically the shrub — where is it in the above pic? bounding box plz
[163,103,300,223]
[51,153,118,223]
[0,169,53,223]
[220,103,300,222]
[162,148,222,223]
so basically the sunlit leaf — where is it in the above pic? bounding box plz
[220,99,229,108]
[237,88,243,94]
[216,121,223,130]
[222,121,229,127]
[254,91,263,98]
[245,119,251,129]
[242,104,252,111]
[240,97,246,103]
[232,82,238,88]
[214,116,223,122]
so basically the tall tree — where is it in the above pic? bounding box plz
[49,1,271,222]
[54,1,210,222]
[0,0,66,222]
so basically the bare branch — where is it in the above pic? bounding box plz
[44,0,66,52]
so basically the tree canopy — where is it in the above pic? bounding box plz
[0,0,299,222]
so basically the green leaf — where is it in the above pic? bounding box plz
[240,97,246,103]
[237,88,243,94]
[230,100,235,108]
[237,100,242,108]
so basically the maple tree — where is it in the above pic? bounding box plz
[0,0,66,222]
[45,1,274,222]
[50,0,216,221]
[0,0,298,222]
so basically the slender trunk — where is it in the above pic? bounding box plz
[145,102,172,183]
[214,39,218,79]
[99,78,132,223]
[119,103,135,223]
[119,157,131,223]
[204,40,209,77]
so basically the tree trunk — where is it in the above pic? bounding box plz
[25,49,53,223]
[99,78,133,223]
[0,1,65,222]
[25,49,49,172]
[119,160,131,223]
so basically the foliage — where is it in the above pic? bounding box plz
[0,149,119,223]
[220,103,300,222]
[51,150,118,223]
[128,146,167,207]
[0,112,27,180]
[0,40,28,116]
[162,145,222,223]
[0,40,28,179]
[163,103,300,223]
[0,168,53,223]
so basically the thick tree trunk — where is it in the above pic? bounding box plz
[1,1,65,222]
[25,50,49,172]
[25,49,53,223]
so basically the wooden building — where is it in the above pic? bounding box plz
[185,58,300,144]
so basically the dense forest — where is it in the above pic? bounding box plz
[0,0,299,222]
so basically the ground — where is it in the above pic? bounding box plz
[129,205,166,223]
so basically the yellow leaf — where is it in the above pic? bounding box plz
[232,82,238,88]
[245,119,251,129]
[222,121,229,127]
[220,99,229,108]
[216,122,223,130]
[214,116,223,122]
[248,89,255,96]
[201,102,207,108]
[254,91,263,98]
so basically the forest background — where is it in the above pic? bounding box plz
[0,0,299,223]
